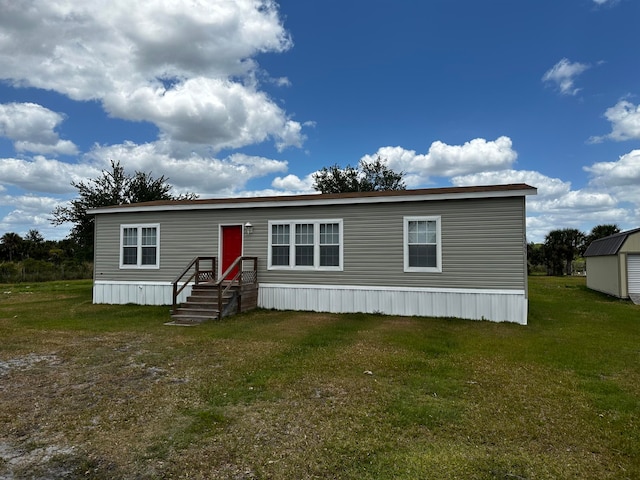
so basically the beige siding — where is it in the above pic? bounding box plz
[586,231,640,299]
[94,196,527,291]
[586,255,622,297]
[619,231,640,253]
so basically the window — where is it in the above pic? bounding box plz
[320,223,340,267]
[295,223,314,266]
[120,224,160,268]
[271,224,290,266]
[404,216,441,272]
[269,220,343,270]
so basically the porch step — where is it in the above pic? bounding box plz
[170,257,259,325]
[170,312,220,324]
[170,284,238,323]
[186,293,235,302]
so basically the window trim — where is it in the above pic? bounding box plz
[403,216,442,273]
[268,219,343,271]
[119,223,160,269]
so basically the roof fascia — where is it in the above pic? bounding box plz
[89,187,537,215]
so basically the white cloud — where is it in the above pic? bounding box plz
[0,156,99,194]
[0,103,78,155]
[0,193,68,238]
[585,149,640,186]
[0,142,290,200]
[542,58,590,96]
[589,100,640,143]
[450,168,634,242]
[452,168,616,214]
[452,169,568,198]
[531,190,617,213]
[271,77,292,87]
[585,149,640,210]
[525,205,631,243]
[0,0,303,152]
[0,1,291,96]
[104,77,304,151]
[0,139,295,238]
[271,174,315,192]
[361,136,517,186]
[85,141,289,196]
[0,193,61,212]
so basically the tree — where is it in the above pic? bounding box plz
[543,228,586,276]
[1,232,24,262]
[585,224,620,251]
[312,156,405,193]
[51,160,196,260]
[24,229,46,260]
[25,229,44,243]
[527,241,545,274]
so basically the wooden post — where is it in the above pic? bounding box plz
[172,282,178,312]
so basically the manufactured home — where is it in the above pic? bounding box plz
[583,227,640,304]
[89,183,537,324]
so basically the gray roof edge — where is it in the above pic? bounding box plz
[88,183,537,215]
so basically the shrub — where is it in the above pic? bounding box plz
[0,261,93,283]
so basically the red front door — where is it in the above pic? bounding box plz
[221,225,243,277]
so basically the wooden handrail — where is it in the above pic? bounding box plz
[172,256,257,319]
[172,256,216,311]
[216,256,258,316]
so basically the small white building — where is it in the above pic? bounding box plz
[583,228,640,304]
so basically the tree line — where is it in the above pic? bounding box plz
[0,230,92,282]
[528,225,620,276]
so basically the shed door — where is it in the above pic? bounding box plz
[628,255,640,294]
[221,225,243,277]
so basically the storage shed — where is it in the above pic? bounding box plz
[584,227,640,304]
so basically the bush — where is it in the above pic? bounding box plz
[0,261,93,283]
[0,263,19,283]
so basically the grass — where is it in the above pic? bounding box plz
[0,277,638,479]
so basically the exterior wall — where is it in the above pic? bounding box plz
[586,255,622,298]
[620,254,629,298]
[585,232,640,299]
[93,195,529,322]
[618,233,640,298]
[95,196,527,289]
[619,231,640,254]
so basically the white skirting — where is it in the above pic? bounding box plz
[258,283,528,324]
[93,281,528,324]
[93,281,191,306]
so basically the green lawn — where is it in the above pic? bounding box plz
[0,277,638,479]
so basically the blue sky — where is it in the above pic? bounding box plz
[1,0,639,243]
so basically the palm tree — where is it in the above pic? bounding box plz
[543,228,585,276]
[1,232,24,262]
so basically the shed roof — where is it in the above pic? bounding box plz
[88,183,536,215]
[583,227,640,257]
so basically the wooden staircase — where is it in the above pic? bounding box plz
[170,283,238,324]
[168,256,258,325]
